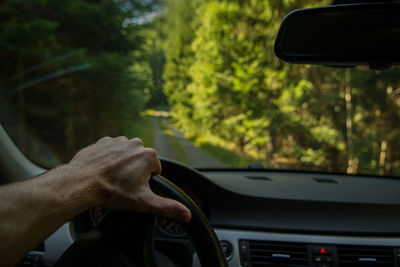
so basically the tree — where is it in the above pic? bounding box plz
[161,0,200,133]
[0,0,157,166]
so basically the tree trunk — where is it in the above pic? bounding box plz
[345,69,354,174]
[379,139,388,175]
[239,135,245,154]
[266,135,274,161]
[385,141,392,175]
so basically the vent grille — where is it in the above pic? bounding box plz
[337,245,395,267]
[245,240,309,267]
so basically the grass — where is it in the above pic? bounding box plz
[393,167,400,177]
[158,117,191,165]
[167,116,256,167]
[125,115,154,148]
[194,139,254,167]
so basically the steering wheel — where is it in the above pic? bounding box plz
[55,175,228,267]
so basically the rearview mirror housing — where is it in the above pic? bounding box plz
[274,3,400,68]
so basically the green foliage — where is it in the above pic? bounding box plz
[160,0,400,176]
[0,0,159,166]
[2,0,400,177]
[128,115,155,148]
[161,0,200,134]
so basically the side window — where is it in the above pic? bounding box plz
[0,1,159,168]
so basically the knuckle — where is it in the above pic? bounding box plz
[152,201,167,213]
[143,147,157,158]
[154,201,172,216]
[129,137,144,146]
[116,136,128,141]
[97,136,112,143]
[163,203,179,219]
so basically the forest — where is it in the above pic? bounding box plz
[1,0,400,176]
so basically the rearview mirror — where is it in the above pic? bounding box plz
[274,3,400,68]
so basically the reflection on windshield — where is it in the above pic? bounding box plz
[0,0,399,177]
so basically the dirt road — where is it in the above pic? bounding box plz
[152,116,225,168]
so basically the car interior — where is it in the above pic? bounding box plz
[1,0,400,267]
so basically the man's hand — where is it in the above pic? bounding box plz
[0,136,191,266]
[68,136,192,222]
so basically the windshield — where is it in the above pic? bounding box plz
[0,0,399,177]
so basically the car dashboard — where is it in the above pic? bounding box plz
[28,159,400,267]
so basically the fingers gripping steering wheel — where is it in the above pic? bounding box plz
[55,175,228,267]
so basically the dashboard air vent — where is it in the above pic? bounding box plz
[337,245,395,267]
[240,240,309,267]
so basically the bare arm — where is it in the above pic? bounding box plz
[0,136,191,267]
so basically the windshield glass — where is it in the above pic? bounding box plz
[1,0,399,177]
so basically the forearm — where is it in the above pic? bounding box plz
[0,164,101,267]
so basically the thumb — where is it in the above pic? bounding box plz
[143,192,192,223]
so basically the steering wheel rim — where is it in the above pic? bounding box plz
[149,175,228,267]
[55,175,228,267]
